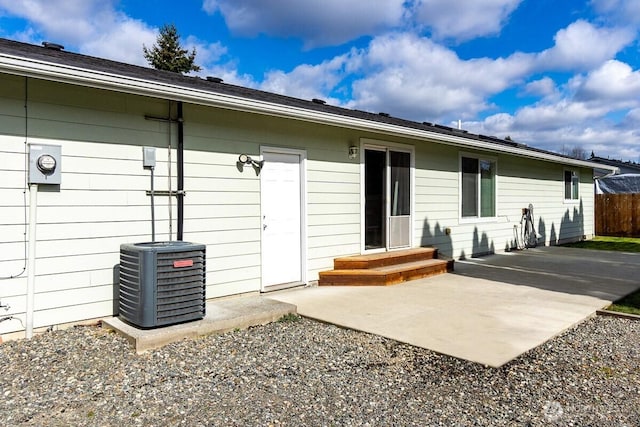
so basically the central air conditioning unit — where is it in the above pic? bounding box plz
[118,241,206,328]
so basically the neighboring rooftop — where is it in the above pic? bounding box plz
[0,37,612,170]
[590,156,640,176]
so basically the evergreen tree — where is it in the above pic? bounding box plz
[143,24,201,74]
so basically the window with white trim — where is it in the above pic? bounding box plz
[564,169,579,201]
[461,155,496,218]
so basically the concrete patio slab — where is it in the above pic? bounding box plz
[102,295,296,353]
[267,246,640,367]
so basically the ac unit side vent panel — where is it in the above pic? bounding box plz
[118,242,206,328]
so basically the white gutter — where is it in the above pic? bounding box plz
[0,52,618,172]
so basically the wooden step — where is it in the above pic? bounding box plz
[319,258,453,286]
[333,247,438,270]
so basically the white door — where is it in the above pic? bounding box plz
[260,149,306,290]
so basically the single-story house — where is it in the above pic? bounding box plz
[0,38,617,338]
[590,156,640,194]
[590,155,640,178]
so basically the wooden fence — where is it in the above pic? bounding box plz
[595,193,640,237]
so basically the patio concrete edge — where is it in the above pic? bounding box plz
[102,296,297,353]
[596,309,640,321]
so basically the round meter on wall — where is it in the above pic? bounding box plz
[37,154,57,174]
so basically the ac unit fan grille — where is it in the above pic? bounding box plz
[155,250,206,326]
[118,249,142,321]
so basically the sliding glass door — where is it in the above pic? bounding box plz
[364,147,412,251]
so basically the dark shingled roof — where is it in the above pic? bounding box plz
[0,38,589,162]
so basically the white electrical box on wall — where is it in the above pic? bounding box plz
[142,146,156,169]
[28,144,61,185]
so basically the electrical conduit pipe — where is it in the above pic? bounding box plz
[26,183,38,339]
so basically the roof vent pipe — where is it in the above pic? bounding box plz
[312,98,326,105]
[42,42,64,51]
[206,76,223,83]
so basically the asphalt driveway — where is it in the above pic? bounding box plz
[267,246,640,367]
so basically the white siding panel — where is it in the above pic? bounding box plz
[307,193,358,204]
[183,229,258,245]
[310,170,360,184]
[35,284,113,311]
[308,203,360,215]
[307,244,361,260]
[1,151,26,170]
[185,204,260,218]
[184,176,259,192]
[35,269,114,293]
[206,242,260,258]
[305,156,361,278]
[183,217,259,232]
[34,189,145,207]
[208,266,260,286]
[309,223,359,237]
[307,213,360,226]
[34,301,112,330]
[308,162,355,174]
[308,181,359,194]
[0,276,26,298]
[308,234,360,249]
[186,191,260,205]
[205,281,260,299]
[0,170,26,189]
[35,221,152,241]
[33,253,119,276]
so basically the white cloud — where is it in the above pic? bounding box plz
[573,60,640,105]
[466,114,640,160]
[0,0,104,42]
[464,60,640,159]
[523,77,557,97]
[0,0,157,65]
[412,0,522,41]
[622,108,640,126]
[345,33,534,121]
[536,20,634,71]
[203,0,524,47]
[512,100,608,130]
[480,60,640,134]
[203,0,406,48]
[259,52,355,104]
[83,20,157,66]
[591,0,640,26]
[184,36,228,67]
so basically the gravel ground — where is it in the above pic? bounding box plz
[1,315,639,426]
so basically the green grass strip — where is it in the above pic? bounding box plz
[563,236,640,252]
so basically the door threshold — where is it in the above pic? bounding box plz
[261,281,306,293]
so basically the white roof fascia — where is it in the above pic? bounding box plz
[0,53,617,172]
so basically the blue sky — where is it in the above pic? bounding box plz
[1,0,639,161]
